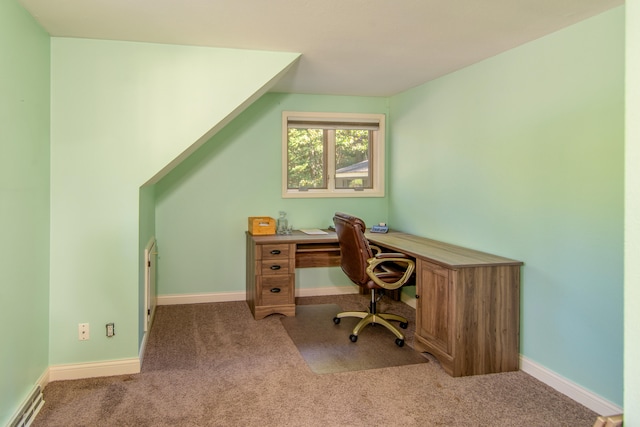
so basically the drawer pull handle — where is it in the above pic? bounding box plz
[270,288,281,293]
[270,249,281,255]
[415,294,420,299]
[270,265,281,270]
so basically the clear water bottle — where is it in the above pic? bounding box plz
[277,211,288,235]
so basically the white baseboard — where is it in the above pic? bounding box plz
[520,355,623,416]
[296,285,359,297]
[48,358,140,382]
[157,286,360,305]
[400,293,417,309]
[157,291,245,305]
[36,366,50,390]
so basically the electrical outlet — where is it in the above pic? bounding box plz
[78,323,89,340]
[106,323,115,337]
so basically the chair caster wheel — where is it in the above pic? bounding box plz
[333,317,341,324]
[399,322,408,329]
[349,334,358,342]
[395,338,405,347]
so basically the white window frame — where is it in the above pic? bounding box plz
[282,111,385,198]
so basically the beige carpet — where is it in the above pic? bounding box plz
[32,294,599,426]
[280,304,427,374]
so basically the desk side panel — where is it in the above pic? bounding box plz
[453,265,520,376]
[246,233,258,314]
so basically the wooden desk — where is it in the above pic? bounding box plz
[246,230,523,377]
[365,232,523,377]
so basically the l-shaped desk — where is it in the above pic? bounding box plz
[246,229,523,377]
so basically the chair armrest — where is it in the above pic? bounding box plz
[365,254,415,290]
[374,252,407,259]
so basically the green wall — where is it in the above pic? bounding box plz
[49,38,299,365]
[3,0,635,421]
[0,0,50,424]
[155,93,389,296]
[389,7,624,406]
[625,0,640,422]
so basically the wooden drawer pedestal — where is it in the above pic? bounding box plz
[246,236,296,319]
[246,231,340,320]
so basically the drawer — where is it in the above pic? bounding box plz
[259,275,293,305]
[261,244,290,259]
[260,259,291,275]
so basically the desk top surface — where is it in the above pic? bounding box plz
[248,229,339,244]
[365,232,522,268]
[248,230,522,268]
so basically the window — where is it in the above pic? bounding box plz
[282,111,385,198]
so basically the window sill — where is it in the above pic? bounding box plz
[282,189,385,198]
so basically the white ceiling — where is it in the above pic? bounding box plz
[20,0,623,97]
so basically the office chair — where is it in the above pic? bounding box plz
[332,212,415,347]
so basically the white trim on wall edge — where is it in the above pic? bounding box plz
[139,328,150,366]
[48,358,140,382]
[520,355,622,416]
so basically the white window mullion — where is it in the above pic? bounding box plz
[327,129,336,192]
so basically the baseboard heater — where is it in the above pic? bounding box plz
[9,385,44,427]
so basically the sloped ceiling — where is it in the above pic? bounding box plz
[21,0,623,96]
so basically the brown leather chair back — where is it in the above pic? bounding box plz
[333,212,374,287]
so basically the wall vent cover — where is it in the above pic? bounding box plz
[9,385,44,427]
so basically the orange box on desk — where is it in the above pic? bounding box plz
[248,217,276,235]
